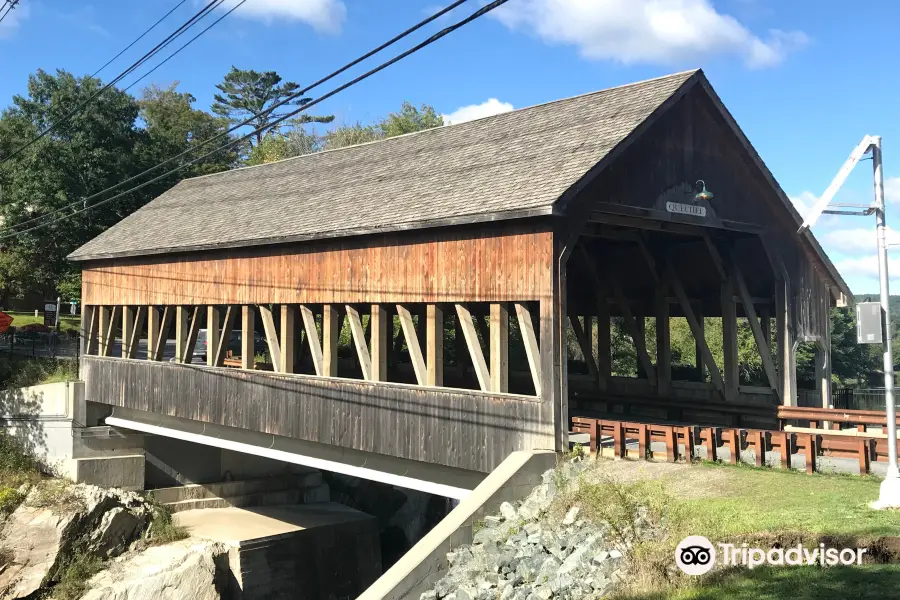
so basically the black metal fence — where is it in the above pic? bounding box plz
[0,330,79,359]
[831,387,896,411]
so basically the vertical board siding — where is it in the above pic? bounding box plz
[81,224,553,306]
[792,257,831,341]
[82,356,554,474]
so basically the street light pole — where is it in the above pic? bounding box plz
[872,136,900,507]
[799,134,900,507]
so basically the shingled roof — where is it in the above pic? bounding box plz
[69,70,698,261]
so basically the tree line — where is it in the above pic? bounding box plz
[0,66,444,305]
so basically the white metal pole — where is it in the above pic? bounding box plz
[873,136,900,507]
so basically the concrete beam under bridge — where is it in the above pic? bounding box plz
[104,406,484,499]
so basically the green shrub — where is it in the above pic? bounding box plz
[51,552,104,600]
[146,506,189,545]
[0,356,77,390]
[0,432,36,474]
[0,487,23,515]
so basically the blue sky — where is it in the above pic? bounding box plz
[0,0,898,294]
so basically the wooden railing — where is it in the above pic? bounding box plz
[777,406,900,431]
[570,389,778,429]
[571,415,892,476]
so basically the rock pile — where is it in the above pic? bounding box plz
[82,540,229,600]
[424,461,652,600]
[0,482,156,599]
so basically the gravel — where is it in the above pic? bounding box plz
[422,458,658,600]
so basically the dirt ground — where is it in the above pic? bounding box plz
[584,458,741,499]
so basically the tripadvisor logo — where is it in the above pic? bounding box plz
[675,536,868,575]
[675,536,716,575]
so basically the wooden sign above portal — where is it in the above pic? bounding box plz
[655,181,715,220]
[665,201,707,217]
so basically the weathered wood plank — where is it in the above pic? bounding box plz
[280,305,295,374]
[183,307,200,365]
[426,304,444,387]
[322,305,338,377]
[568,312,605,391]
[127,306,146,359]
[207,306,221,367]
[146,307,159,361]
[81,355,552,474]
[731,255,779,394]
[655,284,671,397]
[578,245,654,380]
[666,260,726,394]
[456,303,490,391]
[259,305,281,373]
[346,305,372,380]
[98,306,117,357]
[608,276,656,381]
[122,306,134,359]
[83,305,98,356]
[371,305,388,382]
[596,297,611,379]
[490,303,509,393]
[175,306,189,363]
[300,305,324,376]
[214,306,236,367]
[241,306,254,370]
[721,279,739,401]
[397,305,426,386]
[153,306,175,360]
[514,302,541,395]
[82,225,554,306]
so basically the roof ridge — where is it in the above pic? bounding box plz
[180,69,701,185]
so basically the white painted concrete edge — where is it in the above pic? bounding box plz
[105,417,474,500]
[0,380,84,423]
[358,449,557,600]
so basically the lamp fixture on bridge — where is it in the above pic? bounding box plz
[694,180,714,203]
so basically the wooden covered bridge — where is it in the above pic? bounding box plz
[70,69,850,481]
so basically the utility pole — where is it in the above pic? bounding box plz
[871,137,900,507]
[799,135,900,508]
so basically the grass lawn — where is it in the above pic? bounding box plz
[675,462,899,539]
[663,564,900,600]
[560,459,900,599]
[4,310,79,334]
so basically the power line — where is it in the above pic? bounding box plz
[0,0,20,25]
[0,0,472,236]
[122,0,248,94]
[0,0,223,165]
[91,0,191,78]
[0,0,509,243]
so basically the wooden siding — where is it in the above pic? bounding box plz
[579,85,838,309]
[82,356,556,474]
[792,256,831,341]
[81,223,553,306]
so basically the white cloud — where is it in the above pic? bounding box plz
[885,176,900,204]
[492,0,808,68]
[834,255,900,283]
[0,2,29,39]
[220,0,346,34]
[443,98,514,125]
[789,191,818,219]
[821,227,900,255]
[789,190,844,227]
